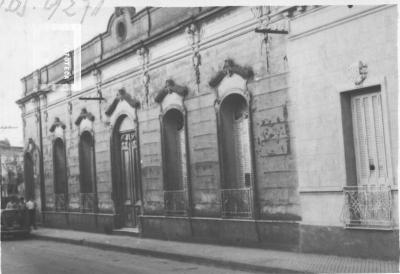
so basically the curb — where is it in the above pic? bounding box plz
[32,234,309,273]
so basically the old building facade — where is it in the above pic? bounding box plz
[17,6,398,259]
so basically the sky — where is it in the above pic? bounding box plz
[0,0,396,147]
[0,0,119,146]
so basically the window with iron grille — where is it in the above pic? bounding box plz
[341,87,393,228]
[162,108,188,215]
[219,94,253,218]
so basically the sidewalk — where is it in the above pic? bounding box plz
[31,228,398,273]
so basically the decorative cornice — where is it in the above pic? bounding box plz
[154,79,188,104]
[74,108,95,126]
[19,7,227,97]
[209,59,254,88]
[105,88,140,116]
[49,117,66,132]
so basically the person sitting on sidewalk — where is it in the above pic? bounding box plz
[26,198,37,229]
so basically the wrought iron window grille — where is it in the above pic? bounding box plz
[55,193,68,211]
[221,187,253,218]
[164,189,187,216]
[80,192,96,213]
[341,185,393,229]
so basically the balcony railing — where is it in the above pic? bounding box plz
[164,190,187,215]
[341,185,392,228]
[80,193,96,213]
[55,193,68,211]
[221,188,252,218]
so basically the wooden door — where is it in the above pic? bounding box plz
[120,131,138,227]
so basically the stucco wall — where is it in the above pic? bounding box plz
[20,7,300,221]
[288,5,398,226]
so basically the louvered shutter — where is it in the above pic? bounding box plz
[351,92,388,185]
[233,118,244,186]
[233,112,251,187]
[179,127,187,187]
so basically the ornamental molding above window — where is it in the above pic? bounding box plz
[75,108,95,125]
[105,88,140,129]
[155,79,188,112]
[49,117,66,139]
[105,88,140,116]
[49,117,66,132]
[155,79,188,103]
[75,108,95,134]
[209,59,254,88]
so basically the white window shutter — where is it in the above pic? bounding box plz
[233,117,244,185]
[371,94,388,180]
[351,92,388,186]
[179,128,187,187]
[233,112,251,187]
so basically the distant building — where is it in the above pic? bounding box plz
[16,6,398,259]
[0,139,24,198]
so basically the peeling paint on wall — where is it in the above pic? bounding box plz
[256,104,290,156]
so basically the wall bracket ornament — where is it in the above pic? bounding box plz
[347,61,368,86]
[154,79,188,104]
[43,110,49,135]
[186,23,202,94]
[105,88,140,116]
[209,59,254,88]
[139,46,150,108]
[251,6,289,73]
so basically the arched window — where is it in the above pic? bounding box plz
[220,94,251,188]
[154,79,190,216]
[53,138,68,211]
[79,131,96,212]
[219,93,253,218]
[162,108,188,215]
[24,152,35,200]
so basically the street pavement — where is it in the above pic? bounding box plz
[1,239,253,274]
[27,228,399,273]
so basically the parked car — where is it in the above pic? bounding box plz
[1,203,31,238]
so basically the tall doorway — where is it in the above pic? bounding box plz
[115,116,139,227]
[79,131,97,212]
[53,138,68,211]
[24,152,35,200]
